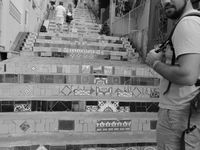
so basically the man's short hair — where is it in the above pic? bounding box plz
[59,1,63,5]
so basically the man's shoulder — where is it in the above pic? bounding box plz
[181,10,200,22]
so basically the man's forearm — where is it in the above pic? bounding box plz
[153,61,192,85]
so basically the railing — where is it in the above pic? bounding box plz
[112,2,147,36]
[87,2,100,24]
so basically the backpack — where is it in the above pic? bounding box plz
[157,12,200,150]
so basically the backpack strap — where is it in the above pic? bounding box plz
[162,12,200,94]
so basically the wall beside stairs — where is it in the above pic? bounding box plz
[0,0,48,52]
[112,0,150,61]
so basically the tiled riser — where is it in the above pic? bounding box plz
[1,63,160,78]
[1,145,157,150]
[0,101,159,113]
[0,84,160,99]
[0,116,157,135]
[0,74,160,86]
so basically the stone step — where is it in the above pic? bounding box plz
[0,56,158,77]
[0,83,160,101]
[38,32,121,41]
[35,39,125,49]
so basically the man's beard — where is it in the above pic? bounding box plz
[164,1,187,20]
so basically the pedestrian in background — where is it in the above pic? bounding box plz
[146,0,200,149]
[55,1,66,33]
[65,3,73,32]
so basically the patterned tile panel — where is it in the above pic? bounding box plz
[96,120,131,132]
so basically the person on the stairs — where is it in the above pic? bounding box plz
[55,1,66,33]
[73,0,78,8]
[66,3,73,31]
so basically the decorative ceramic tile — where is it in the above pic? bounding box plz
[150,88,160,98]
[57,66,63,73]
[96,120,131,132]
[63,65,70,73]
[114,67,124,75]
[98,101,119,112]
[61,85,73,96]
[18,85,33,96]
[104,66,113,75]
[124,106,130,112]
[86,105,98,112]
[74,87,91,96]
[38,65,50,73]
[96,87,112,96]
[81,76,90,84]
[82,65,91,74]
[132,87,142,97]
[70,65,79,74]
[113,77,120,85]
[19,121,30,132]
[92,66,103,74]
[94,77,108,85]
[115,88,132,98]
[124,68,132,76]
[68,75,77,84]
[14,104,31,112]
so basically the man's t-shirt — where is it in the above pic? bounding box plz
[55,5,66,18]
[159,10,200,110]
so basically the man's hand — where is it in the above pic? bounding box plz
[146,49,163,68]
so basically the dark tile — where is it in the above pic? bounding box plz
[58,120,75,130]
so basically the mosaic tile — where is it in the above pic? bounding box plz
[18,85,33,96]
[14,104,31,112]
[60,85,73,96]
[77,75,82,84]
[150,88,160,98]
[115,88,132,98]
[114,66,124,75]
[94,77,108,85]
[104,66,113,75]
[132,69,136,76]
[132,87,142,97]
[124,68,132,76]
[96,120,131,132]
[19,121,30,132]
[107,76,113,85]
[74,87,91,96]
[96,87,112,96]
[98,101,119,112]
[68,75,77,84]
[113,77,120,85]
[70,65,79,74]
[63,65,70,73]
[56,66,63,73]
[81,75,90,84]
[92,66,103,74]
[82,65,91,74]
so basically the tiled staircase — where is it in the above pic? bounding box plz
[0,2,160,150]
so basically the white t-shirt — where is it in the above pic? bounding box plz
[159,10,200,110]
[55,5,66,18]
